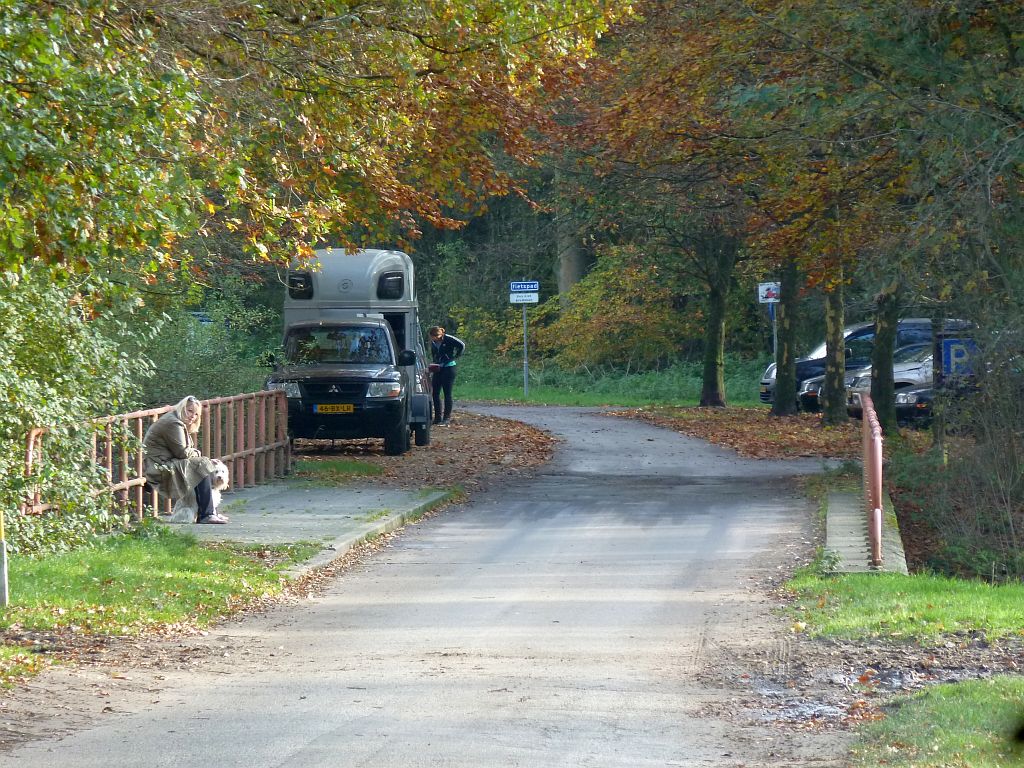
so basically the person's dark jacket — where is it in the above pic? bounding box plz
[430,334,466,366]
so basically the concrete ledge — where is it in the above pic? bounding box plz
[824,491,908,574]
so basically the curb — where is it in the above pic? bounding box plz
[824,491,909,574]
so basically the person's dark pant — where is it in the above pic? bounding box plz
[431,366,457,422]
[194,475,216,520]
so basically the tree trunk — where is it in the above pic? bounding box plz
[821,281,848,426]
[700,283,728,406]
[699,235,737,407]
[556,219,587,295]
[554,171,589,298]
[870,282,900,433]
[771,257,800,416]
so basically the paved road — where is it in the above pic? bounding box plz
[3,407,847,767]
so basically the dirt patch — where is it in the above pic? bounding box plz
[290,410,559,493]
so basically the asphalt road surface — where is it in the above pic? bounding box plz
[3,406,849,767]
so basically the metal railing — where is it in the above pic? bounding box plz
[860,393,884,567]
[20,391,291,521]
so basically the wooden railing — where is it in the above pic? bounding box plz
[21,391,291,520]
[860,393,884,568]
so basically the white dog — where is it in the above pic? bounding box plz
[209,458,230,510]
[167,458,231,523]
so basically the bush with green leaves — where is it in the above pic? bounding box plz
[136,276,281,407]
[0,271,152,554]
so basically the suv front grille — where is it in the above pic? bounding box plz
[303,380,366,399]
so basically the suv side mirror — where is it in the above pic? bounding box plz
[397,350,416,367]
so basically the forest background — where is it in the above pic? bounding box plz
[1,1,1022,576]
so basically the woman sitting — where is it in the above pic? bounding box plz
[143,395,228,524]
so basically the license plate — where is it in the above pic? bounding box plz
[760,384,769,394]
[315,403,354,414]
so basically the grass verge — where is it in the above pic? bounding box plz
[456,355,769,407]
[787,568,1024,642]
[292,458,385,481]
[0,525,320,684]
[850,676,1024,767]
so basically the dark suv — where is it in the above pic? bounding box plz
[266,319,418,455]
[759,318,953,407]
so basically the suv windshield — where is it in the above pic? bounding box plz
[285,326,392,365]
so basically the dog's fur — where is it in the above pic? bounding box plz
[166,459,231,523]
[209,458,230,510]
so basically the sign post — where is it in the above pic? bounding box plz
[509,281,540,398]
[758,282,781,357]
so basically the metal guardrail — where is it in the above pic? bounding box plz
[20,391,291,521]
[860,393,884,567]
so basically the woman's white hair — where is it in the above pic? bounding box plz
[172,395,202,430]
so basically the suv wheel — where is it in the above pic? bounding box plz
[384,416,411,456]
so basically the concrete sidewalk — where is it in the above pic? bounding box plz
[167,480,453,573]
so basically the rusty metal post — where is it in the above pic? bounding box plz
[861,395,885,567]
[212,402,223,468]
[134,418,145,519]
[246,394,256,486]
[201,403,211,458]
[255,392,267,483]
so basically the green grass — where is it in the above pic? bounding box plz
[0,646,48,681]
[0,526,320,638]
[456,355,769,407]
[786,569,1024,642]
[292,458,385,482]
[850,676,1024,767]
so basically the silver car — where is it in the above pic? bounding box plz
[846,343,933,417]
[759,319,936,406]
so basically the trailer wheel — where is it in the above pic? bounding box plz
[413,419,431,447]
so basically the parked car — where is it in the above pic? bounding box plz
[759,318,967,408]
[894,385,934,425]
[266,318,419,455]
[846,343,933,418]
[797,371,858,412]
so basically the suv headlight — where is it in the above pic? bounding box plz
[367,379,404,398]
[267,381,302,398]
[895,392,919,405]
[799,380,817,393]
[762,363,777,380]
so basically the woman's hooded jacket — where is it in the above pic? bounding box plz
[143,401,215,502]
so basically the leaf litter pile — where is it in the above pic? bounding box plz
[608,406,863,459]
[292,411,560,491]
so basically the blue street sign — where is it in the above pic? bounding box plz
[510,281,540,292]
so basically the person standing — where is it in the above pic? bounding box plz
[428,326,466,426]
[143,395,228,524]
